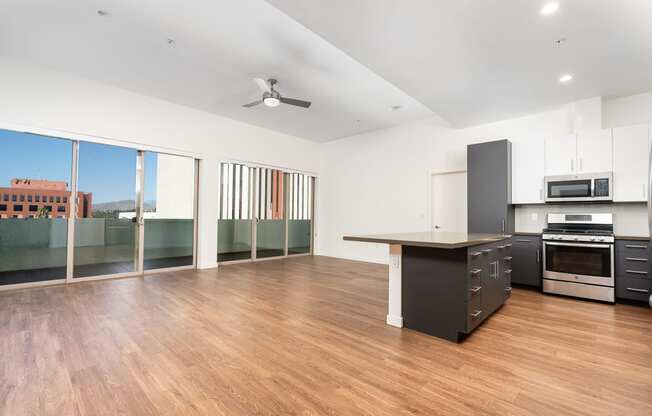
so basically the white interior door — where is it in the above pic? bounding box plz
[431,171,467,233]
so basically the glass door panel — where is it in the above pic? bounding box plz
[287,173,313,255]
[0,129,72,285]
[74,142,138,278]
[255,168,285,259]
[218,163,252,262]
[143,152,195,270]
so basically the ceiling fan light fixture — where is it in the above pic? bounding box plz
[263,96,280,107]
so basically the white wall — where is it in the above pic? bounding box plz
[0,58,320,269]
[316,96,650,264]
[603,91,652,128]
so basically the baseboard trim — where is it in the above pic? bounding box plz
[198,262,218,270]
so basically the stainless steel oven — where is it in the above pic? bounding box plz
[542,213,615,302]
[543,241,614,287]
[544,172,612,202]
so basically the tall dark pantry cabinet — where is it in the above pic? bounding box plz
[467,139,515,234]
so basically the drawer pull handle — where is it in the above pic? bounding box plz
[516,239,532,243]
[504,243,512,248]
[504,269,512,274]
[497,245,506,249]
[505,286,512,292]
[503,256,513,261]
[470,268,482,276]
[482,249,493,253]
[626,270,648,275]
[625,244,648,249]
[470,310,482,318]
[626,287,649,293]
[471,252,482,257]
[469,286,482,293]
[626,257,648,262]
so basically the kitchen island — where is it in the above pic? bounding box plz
[343,232,513,342]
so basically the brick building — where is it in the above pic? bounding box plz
[0,179,92,219]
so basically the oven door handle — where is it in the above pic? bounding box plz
[544,242,612,249]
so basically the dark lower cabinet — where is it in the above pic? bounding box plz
[615,239,652,303]
[511,235,542,287]
[402,239,512,342]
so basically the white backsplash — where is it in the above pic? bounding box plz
[515,203,649,237]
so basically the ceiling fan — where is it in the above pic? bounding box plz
[243,78,312,109]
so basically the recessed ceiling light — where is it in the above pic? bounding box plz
[553,37,567,47]
[559,74,573,83]
[540,2,560,15]
[97,10,109,16]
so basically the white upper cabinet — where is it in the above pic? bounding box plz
[613,124,650,202]
[512,134,545,204]
[576,129,613,173]
[545,134,577,176]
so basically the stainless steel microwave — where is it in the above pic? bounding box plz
[544,172,613,202]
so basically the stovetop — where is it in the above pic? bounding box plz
[542,228,614,236]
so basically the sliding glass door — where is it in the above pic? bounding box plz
[143,152,195,270]
[74,142,139,278]
[0,127,197,289]
[217,162,314,263]
[0,129,72,285]
[255,168,286,259]
[287,173,313,255]
[218,163,252,262]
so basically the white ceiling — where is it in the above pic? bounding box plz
[0,0,434,142]
[267,0,652,127]
[1,1,651,141]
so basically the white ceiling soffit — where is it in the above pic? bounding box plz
[0,0,435,142]
[266,0,652,127]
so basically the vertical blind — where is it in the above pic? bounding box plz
[288,173,312,220]
[219,163,250,220]
[220,163,312,221]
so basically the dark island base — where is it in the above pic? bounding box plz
[401,241,512,343]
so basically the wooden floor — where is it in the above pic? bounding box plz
[1,256,651,416]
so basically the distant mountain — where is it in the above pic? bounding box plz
[93,200,156,212]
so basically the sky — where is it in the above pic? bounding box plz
[0,129,157,204]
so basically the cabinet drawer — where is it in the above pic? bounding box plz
[513,236,539,245]
[616,258,650,279]
[616,276,652,302]
[616,240,651,258]
[615,240,651,279]
[466,295,484,333]
[467,268,482,301]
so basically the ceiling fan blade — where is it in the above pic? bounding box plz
[280,97,311,108]
[242,99,263,108]
[253,78,271,93]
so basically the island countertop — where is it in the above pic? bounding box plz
[343,231,511,249]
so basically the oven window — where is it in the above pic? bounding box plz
[547,180,592,198]
[545,244,611,277]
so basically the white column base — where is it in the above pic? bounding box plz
[387,244,403,328]
[386,314,403,327]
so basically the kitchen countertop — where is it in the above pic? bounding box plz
[343,231,511,249]
[513,231,542,236]
[615,235,650,241]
